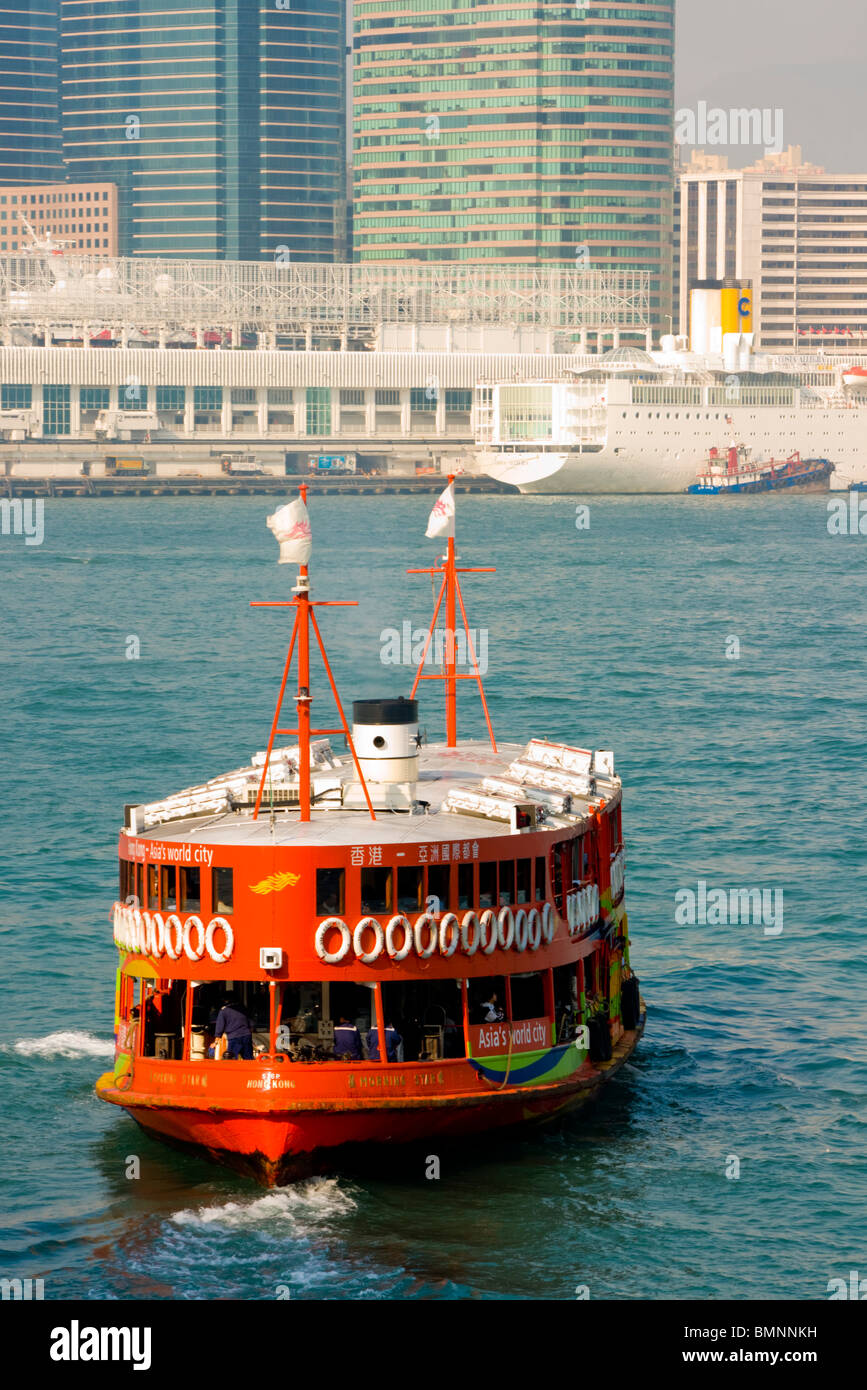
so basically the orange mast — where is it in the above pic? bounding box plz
[408,474,498,750]
[251,484,375,822]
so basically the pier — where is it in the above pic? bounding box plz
[0,472,514,499]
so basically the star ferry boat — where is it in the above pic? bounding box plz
[96,483,645,1183]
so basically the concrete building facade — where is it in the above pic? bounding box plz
[679,149,867,353]
[0,180,117,254]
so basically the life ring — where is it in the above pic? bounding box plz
[183,915,205,962]
[414,912,438,959]
[479,908,498,955]
[315,916,351,964]
[353,916,384,964]
[542,902,555,944]
[497,905,515,951]
[514,908,528,952]
[142,911,157,956]
[163,913,183,961]
[439,912,460,958]
[150,911,166,957]
[205,915,234,964]
[132,908,144,953]
[385,914,413,962]
[527,907,542,951]
[460,910,480,955]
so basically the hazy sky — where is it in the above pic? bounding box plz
[676,0,866,171]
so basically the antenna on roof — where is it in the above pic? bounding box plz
[251,485,376,822]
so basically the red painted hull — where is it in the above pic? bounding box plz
[98,1018,644,1185]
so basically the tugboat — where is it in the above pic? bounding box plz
[686,444,834,494]
[96,480,645,1184]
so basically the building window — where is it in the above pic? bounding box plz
[410,387,436,412]
[80,387,109,411]
[43,385,70,436]
[305,387,331,435]
[1,384,31,409]
[375,389,399,406]
[445,389,472,412]
[193,386,221,411]
[340,388,364,406]
[156,386,184,412]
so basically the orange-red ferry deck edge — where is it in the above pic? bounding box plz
[96,482,646,1184]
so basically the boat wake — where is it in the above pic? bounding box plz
[171,1179,357,1232]
[11,1030,115,1059]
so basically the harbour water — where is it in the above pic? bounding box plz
[1,493,864,1300]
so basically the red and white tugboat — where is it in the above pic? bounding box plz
[96,480,645,1184]
[686,443,834,494]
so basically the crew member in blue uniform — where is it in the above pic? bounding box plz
[333,1016,363,1060]
[213,994,253,1060]
[367,1021,402,1062]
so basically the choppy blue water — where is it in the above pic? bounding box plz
[1,492,865,1301]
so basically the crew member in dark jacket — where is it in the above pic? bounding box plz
[333,1016,363,1060]
[367,1022,402,1062]
[213,994,253,1060]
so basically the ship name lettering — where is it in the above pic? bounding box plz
[413,1071,445,1085]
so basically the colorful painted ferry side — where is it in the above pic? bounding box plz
[96,485,645,1184]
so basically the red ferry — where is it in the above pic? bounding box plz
[96,481,645,1184]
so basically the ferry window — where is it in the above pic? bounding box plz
[457,862,474,909]
[552,847,563,904]
[398,865,422,912]
[213,866,235,914]
[516,859,531,903]
[535,857,546,900]
[468,975,506,1025]
[315,867,343,916]
[134,863,143,907]
[553,963,578,1041]
[119,859,130,901]
[609,806,621,849]
[146,865,158,907]
[161,865,177,910]
[428,864,451,915]
[181,867,200,912]
[510,972,546,1022]
[478,861,497,909]
[499,860,515,906]
[361,866,392,914]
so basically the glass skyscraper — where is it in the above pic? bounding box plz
[61,0,345,260]
[353,0,674,320]
[0,0,63,182]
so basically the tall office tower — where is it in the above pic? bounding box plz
[61,0,345,260]
[679,147,867,353]
[352,0,675,324]
[0,0,63,182]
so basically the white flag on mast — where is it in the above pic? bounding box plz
[267,497,312,565]
[425,481,455,539]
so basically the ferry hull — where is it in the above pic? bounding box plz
[97,1015,644,1186]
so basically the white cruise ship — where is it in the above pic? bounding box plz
[473,343,867,494]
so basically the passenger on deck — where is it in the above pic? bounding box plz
[213,994,254,1061]
[333,1016,363,1061]
[367,1022,402,1062]
[481,992,504,1023]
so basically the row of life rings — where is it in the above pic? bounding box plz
[565,883,601,935]
[315,904,555,966]
[113,902,234,964]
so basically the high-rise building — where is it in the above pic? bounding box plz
[0,179,117,254]
[0,0,63,182]
[679,147,867,352]
[352,0,675,324]
[61,0,345,261]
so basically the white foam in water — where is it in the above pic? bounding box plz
[13,1030,115,1059]
[172,1178,356,1230]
